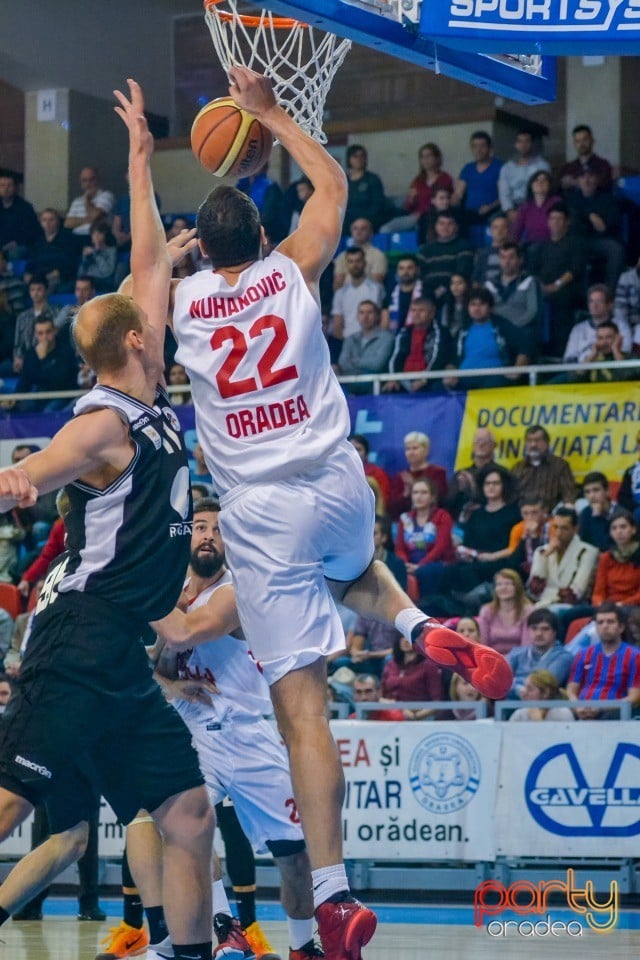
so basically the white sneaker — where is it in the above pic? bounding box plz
[146,937,174,960]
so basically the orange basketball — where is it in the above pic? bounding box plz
[190,97,272,178]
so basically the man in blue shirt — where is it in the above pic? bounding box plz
[507,608,574,698]
[444,288,525,390]
[453,131,502,229]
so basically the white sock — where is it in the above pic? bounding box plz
[287,916,314,950]
[311,864,349,910]
[395,608,426,642]
[212,879,232,918]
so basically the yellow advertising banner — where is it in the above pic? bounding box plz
[455,382,640,482]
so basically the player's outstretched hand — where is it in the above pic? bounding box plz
[0,468,38,512]
[228,65,277,120]
[167,228,198,267]
[114,79,153,160]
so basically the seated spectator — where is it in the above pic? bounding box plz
[333,217,387,290]
[349,436,391,513]
[498,130,551,224]
[528,507,599,614]
[343,144,389,234]
[64,166,114,236]
[472,213,509,286]
[17,512,65,600]
[560,124,613,193]
[578,472,616,551]
[567,167,625,293]
[512,424,577,512]
[77,222,118,292]
[395,477,454,596]
[562,284,631,362]
[591,508,640,607]
[10,275,58,376]
[382,255,423,333]
[54,275,97,337]
[236,163,287,245]
[485,241,542,361]
[417,186,462,247]
[444,427,498,522]
[381,636,442,714]
[618,428,640,523]
[567,604,640,718]
[509,669,575,721]
[330,247,385,340]
[0,513,25,583]
[614,254,640,348]
[444,673,486,720]
[562,319,633,383]
[444,288,526,390]
[438,273,470,340]
[0,291,15,368]
[336,300,394,392]
[14,317,78,412]
[507,608,574,698]
[167,362,191,406]
[384,297,452,393]
[284,175,313,233]
[189,441,215,495]
[418,212,474,304]
[388,430,448,519]
[528,203,586,357]
[352,673,405,721]
[511,170,561,245]
[478,569,533,656]
[453,130,503,230]
[381,142,454,235]
[0,170,42,261]
[341,615,395,678]
[25,208,79,292]
[0,250,29,318]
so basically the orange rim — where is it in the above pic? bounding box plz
[204,0,307,28]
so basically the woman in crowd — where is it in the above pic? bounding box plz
[388,431,448,519]
[509,670,575,721]
[510,170,560,245]
[478,568,532,656]
[77,222,118,292]
[381,635,442,714]
[382,142,453,235]
[459,464,520,558]
[395,478,454,595]
[447,673,487,720]
[591,508,640,607]
[438,273,470,340]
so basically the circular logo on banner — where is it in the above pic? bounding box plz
[408,733,481,814]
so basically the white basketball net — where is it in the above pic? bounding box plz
[203,1,352,143]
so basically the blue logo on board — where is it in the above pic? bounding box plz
[408,733,481,814]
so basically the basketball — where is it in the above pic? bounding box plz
[190,97,272,178]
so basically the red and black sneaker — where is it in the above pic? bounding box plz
[213,913,256,960]
[315,898,376,960]
[414,618,513,700]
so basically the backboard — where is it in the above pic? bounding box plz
[263,0,557,104]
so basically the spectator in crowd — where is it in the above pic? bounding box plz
[565,319,633,383]
[567,603,640,718]
[333,217,387,290]
[510,170,561,246]
[418,186,462,246]
[343,144,389,233]
[512,424,577,512]
[12,276,58,374]
[504,495,551,583]
[0,513,24,584]
[485,241,542,361]
[438,273,470,340]
[384,297,453,393]
[528,203,586,357]
[13,316,79,411]
[330,247,385,340]
[381,142,454,235]
[348,436,391,512]
[507,608,574,698]
[567,167,625,292]
[619,428,640,523]
[336,300,394,392]
[444,673,487,721]
[563,284,631,362]
[0,291,15,369]
[498,130,551,223]
[388,430,448,518]
[453,131,502,230]
[236,163,288,244]
[0,673,13,711]
[614,254,640,346]
[17,511,65,600]
[509,669,575,721]
[395,477,454,596]
[167,362,191,406]
[591,509,640,608]
[24,208,79,292]
[10,443,58,529]
[444,427,497,521]
[64,166,114,236]
[372,514,407,590]
[54,275,96,351]
[381,635,442,711]
[351,674,405,721]
[283,175,313,233]
[189,441,215,495]
[560,124,613,193]
[418,212,474,303]
[340,616,396,678]
[382,255,423,333]
[455,464,521,561]
[0,250,29,317]
[528,507,599,614]
[472,213,509,286]
[478,569,533,656]
[445,288,527,390]
[77,222,118,292]
[0,171,42,261]
[578,472,616,551]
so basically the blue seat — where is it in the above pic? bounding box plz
[371,232,390,252]
[49,293,76,307]
[10,258,28,278]
[388,230,417,252]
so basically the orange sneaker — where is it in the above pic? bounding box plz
[244,920,282,959]
[414,619,513,699]
[95,920,149,959]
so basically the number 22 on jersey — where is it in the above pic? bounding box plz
[211,314,298,400]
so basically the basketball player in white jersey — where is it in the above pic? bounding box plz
[117,72,512,960]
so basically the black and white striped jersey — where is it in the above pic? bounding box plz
[57,383,192,621]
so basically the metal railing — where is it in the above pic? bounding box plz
[355,699,488,718]
[330,699,633,720]
[494,698,633,720]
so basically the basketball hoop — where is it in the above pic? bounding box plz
[203,0,352,143]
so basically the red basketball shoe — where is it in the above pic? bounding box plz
[289,939,324,959]
[315,898,377,960]
[414,619,513,699]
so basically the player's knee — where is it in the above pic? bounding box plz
[159,786,215,846]
[0,790,34,843]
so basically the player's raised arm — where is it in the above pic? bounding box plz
[228,66,347,286]
[151,582,240,650]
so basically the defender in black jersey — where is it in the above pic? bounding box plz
[0,81,214,960]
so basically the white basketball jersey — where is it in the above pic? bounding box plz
[173,571,272,726]
[173,250,350,495]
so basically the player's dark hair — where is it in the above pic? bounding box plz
[194,496,221,515]
[72,293,142,375]
[196,185,262,268]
